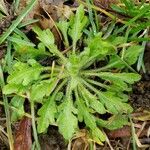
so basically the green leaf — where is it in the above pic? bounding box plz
[30,78,57,102]
[33,26,66,62]
[108,80,131,92]
[109,36,125,46]
[90,98,106,114]
[97,72,140,92]
[108,45,143,68]
[33,26,55,47]
[7,60,43,86]
[12,34,48,61]
[69,5,88,51]
[123,45,143,65]
[3,83,27,95]
[80,85,106,114]
[10,96,25,122]
[8,36,35,47]
[87,33,115,58]
[99,72,141,84]
[37,97,57,133]
[77,99,105,141]
[57,21,69,47]
[99,92,133,114]
[57,100,78,140]
[97,114,129,130]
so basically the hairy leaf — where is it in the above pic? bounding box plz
[37,97,57,133]
[33,26,55,47]
[7,60,43,86]
[80,85,106,114]
[30,78,57,102]
[96,114,129,130]
[57,100,78,140]
[99,72,141,84]
[57,21,69,47]
[77,99,105,141]
[108,45,143,68]
[99,92,133,114]
[69,5,88,50]
[3,83,27,95]
[88,33,115,58]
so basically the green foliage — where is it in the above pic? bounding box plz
[57,21,69,47]
[6,60,43,86]
[97,114,129,130]
[111,0,150,18]
[9,31,49,61]
[57,99,78,140]
[37,96,57,133]
[9,96,25,122]
[69,5,88,51]
[3,5,142,144]
[108,45,143,69]
[30,78,57,102]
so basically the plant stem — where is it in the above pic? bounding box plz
[30,101,41,150]
[0,65,14,150]
[121,27,130,59]
[129,115,137,150]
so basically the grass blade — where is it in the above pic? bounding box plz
[0,65,14,150]
[0,0,37,44]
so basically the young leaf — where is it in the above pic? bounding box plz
[57,21,69,47]
[33,26,67,62]
[87,33,115,58]
[123,45,143,65]
[37,97,57,133]
[57,100,78,140]
[10,96,25,122]
[69,5,88,51]
[33,26,55,47]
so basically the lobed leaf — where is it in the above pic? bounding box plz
[3,83,27,95]
[77,99,105,141]
[88,33,116,58]
[99,92,133,114]
[96,114,129,130]
[37,97,57,133]
[7,60,43,86]
[99,72,141,84]
[57,100,78,140]
[69,5,88,50]
[57,21,69,47]
[30,78,58,102]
